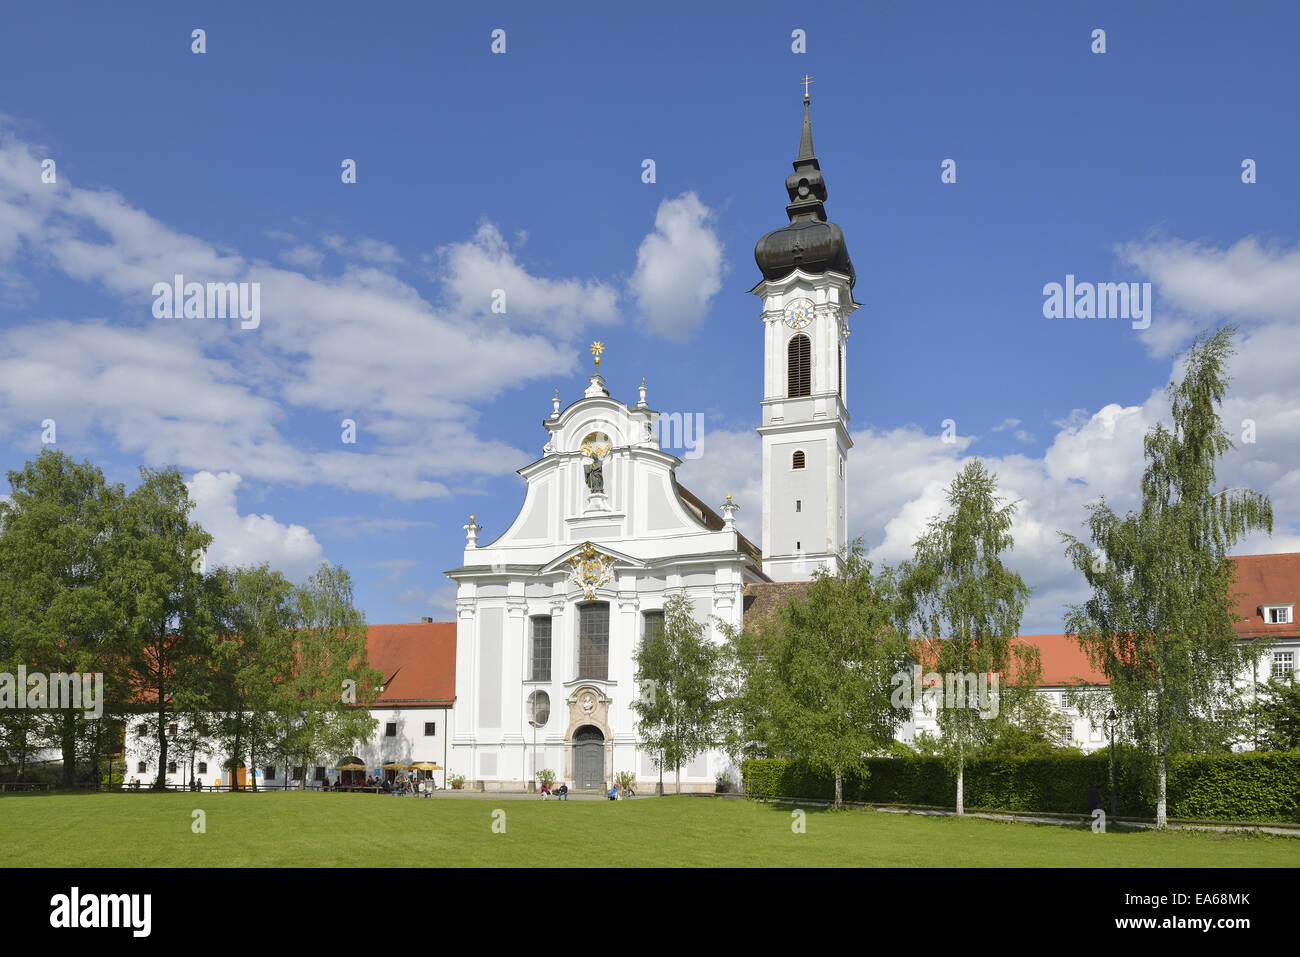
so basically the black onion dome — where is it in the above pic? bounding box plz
[754,95,855,286]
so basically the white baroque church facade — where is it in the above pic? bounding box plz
[446,91,856,792]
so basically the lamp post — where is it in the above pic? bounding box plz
[527,690,549,793]
[1104,708,1118,821]
[529,718,538,792]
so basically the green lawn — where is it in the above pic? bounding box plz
[3,792,1297,867]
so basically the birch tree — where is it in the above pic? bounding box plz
[898,461,1035,815]
[1062,326,1271,828]
[631,593,721,794]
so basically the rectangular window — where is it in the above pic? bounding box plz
[167,761,176,774]
[1267,606,1293,624]
[424,722,436,736]
[265,766,276,781]
[795,499,801,512]
[578,602,610,680]
[137,762,146,773]
[530,616,552,682]
[385,722,397,737]
[314,766,326,782]
[1274,652,1295,678]
[198,762,207,775]
[292,766,304,780]
[167,723,178,736]
[642,610,664,645]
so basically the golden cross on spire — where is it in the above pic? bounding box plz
[801,73,813,103]
[590,340,605,367]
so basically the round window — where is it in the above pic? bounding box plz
[528,690,550,727]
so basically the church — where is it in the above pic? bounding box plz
[445,88,857,792]
[118,94,1300,794]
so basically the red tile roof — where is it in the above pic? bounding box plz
[365,622,456,707]
[1012,635,1108,687]
[1229,552,1300,639]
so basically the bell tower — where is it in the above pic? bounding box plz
[752,85,857,581]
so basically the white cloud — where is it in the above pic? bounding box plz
[323,234,404,266]
[629,192,726,341]
[395,582,458,615]
[279,245,324,269]
[433,220,618,336]
[0,128,619,498]
[187,471,324,581]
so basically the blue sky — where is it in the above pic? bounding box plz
[2,0,1298,631]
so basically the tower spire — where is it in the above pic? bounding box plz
[754,82,854,286]
[798,75,815,161]
[785,89,827,223]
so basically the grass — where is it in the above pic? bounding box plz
[3,792,1298,867]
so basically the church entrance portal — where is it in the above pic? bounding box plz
[573,725,605,790]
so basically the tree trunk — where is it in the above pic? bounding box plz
[1156,752,1168,830]
[674,762,680,795]
[232,711,243,792]
[90,720,101,787]
[60,712,77,787]
[155,706,167,789]
[155,631,168,790]
[833,769,844,809]
[956,739,965,816]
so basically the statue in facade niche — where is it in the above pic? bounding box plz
[581,432,611,496]
[583,451,604,493]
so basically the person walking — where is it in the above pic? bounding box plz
[1086,783,1101,815]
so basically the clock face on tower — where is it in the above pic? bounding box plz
[784,298,814,330]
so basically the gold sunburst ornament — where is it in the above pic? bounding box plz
[590,340,605,367]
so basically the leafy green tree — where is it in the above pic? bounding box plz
[1062,326,1272,828]
[209,565,297,790]
[279,563,380,788]
[745,544,913,808]
[898,460,1036,815]
[115,466,213,789]
[0,450,125,785]
[1249,677,1300,752]
[632,593,723,794]
[716,615,780,769]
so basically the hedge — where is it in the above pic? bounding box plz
[741,751,1300,823]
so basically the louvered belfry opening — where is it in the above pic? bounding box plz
[788,334,811,397]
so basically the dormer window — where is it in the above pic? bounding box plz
[1264,605,1293,625]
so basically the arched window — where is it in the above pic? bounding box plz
[787,334,811,397]
[792,450,806,469]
